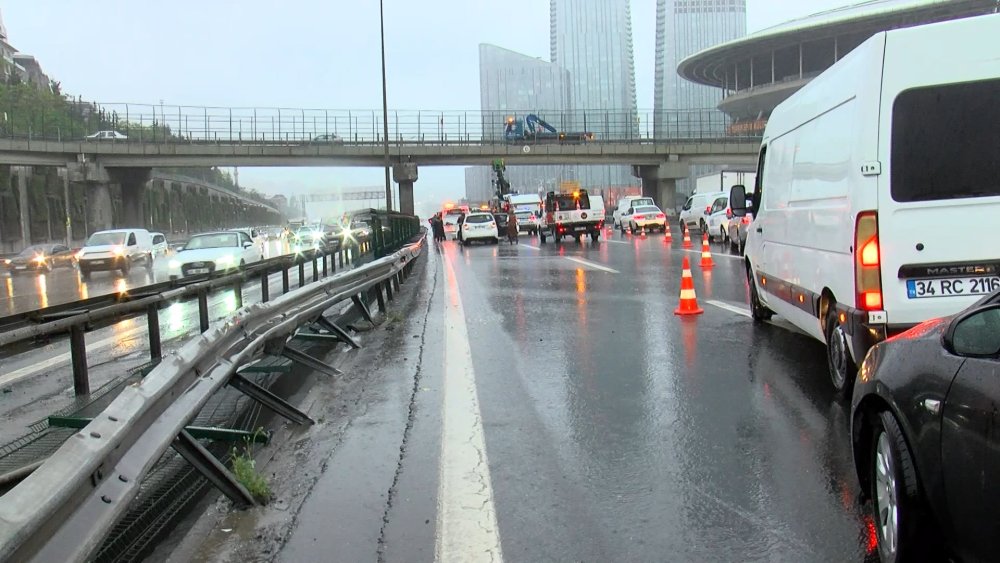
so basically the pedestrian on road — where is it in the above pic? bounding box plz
[506,210,519,244]
[432,214,446,242]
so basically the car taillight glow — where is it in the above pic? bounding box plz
[741,216,751,225]
[656,213,665,219]
[725,208,732,219]
[634,215,646,220]
[854,211,883,312]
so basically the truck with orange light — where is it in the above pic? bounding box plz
[503,114,594,144]
[729,14,1000,398]
[538,189,603,244]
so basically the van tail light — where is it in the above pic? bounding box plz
[726,208,732,219]
[855,211,883,312]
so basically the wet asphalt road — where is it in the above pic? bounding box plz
[276,228,880,563]
[0,239,292,318]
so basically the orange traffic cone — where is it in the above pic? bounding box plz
[640,226,646,237]
[700,234,715,269]
[681,228,692,248]
[663,225,672,243]
[675,256,704,316]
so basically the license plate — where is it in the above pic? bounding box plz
[90,260,104,265]
[188,268,209,275]
[574,226,587,232]
[906,276,1000,299]
[14,266,26,270]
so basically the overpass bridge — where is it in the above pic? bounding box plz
[0,105,761,218]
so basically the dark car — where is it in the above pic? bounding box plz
[2,244,76,274]
[851,289,1000,563]
[493,212,509,232]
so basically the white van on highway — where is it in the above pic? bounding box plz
[731,14,1000,397]
[77,228,154,279]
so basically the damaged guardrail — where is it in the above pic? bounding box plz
[0,233,424,562]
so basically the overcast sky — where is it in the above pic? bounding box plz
[4,0,849,218]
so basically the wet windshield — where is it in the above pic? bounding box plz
[184,233,239,250]
[86,232,126,246]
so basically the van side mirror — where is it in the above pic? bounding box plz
[944,304,1000,357]
[243,241,253,248]
[729,185,750,217]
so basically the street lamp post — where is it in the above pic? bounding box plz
[379,0,392,211]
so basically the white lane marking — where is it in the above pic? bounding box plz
[519,243,541,250]
[603,239,630,245]
[0,325,147,388]
[706,300,752,318]
[563,256,620,274]
[682,249,742,260]
[436,255,504,563]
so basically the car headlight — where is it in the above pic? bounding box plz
[2,259,10,265]
[215,255,235,266]
[168,260,180,269]
[111,246,125,256]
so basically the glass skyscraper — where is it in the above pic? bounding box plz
[466,44,577,203]
[550,0,638,190]
[654,0,746,137]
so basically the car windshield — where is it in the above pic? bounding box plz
[184,233,239,250]
[635,206,660,214]
[629,198,654,207]
[86,232,126,246]
[18,245,50,257]
[553,194,589,210]
[466,214,493,224]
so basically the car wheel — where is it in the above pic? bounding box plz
[739,237,746,255]
[120,261,131,275]
[590,230,599,242]
[700,219,708,234]
[825,305,856,398]
[869,410,927,563]
[80,268,91,281]
[630,224,636,235]
[574,234,581,243]
[540,231,547,243]
[748,266,773,323]
[721,227,728,243]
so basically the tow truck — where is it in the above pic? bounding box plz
[504,114,594,144]
[539,189,603,243]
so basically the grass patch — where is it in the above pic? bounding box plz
[386,310,405,324]
[230,428,271,504]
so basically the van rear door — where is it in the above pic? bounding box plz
[878,20,1000,326]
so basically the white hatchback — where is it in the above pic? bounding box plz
[704,194,732,242]
[459,212,499,245]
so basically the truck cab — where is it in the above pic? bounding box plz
[539,190,602,244]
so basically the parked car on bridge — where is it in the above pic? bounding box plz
[167,231,261,279]
[2,244,76,275]
[312,133,345,143]
[77,229,154,279]
[84,130,128,140]
[851,289,1000,563]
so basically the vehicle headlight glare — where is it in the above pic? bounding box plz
[168,260,180,269]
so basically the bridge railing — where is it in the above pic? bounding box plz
[0,104,761,144]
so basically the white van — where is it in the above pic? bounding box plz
[678,191,726,234]
[731,14,1000,396]
[613,195,654,230]
[77,228,154,278]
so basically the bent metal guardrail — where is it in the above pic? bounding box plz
[1,104,759,144]
[0,232,425,562]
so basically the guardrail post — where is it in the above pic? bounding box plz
[260,270,270,302]
[311,255,319,282]
[298,260,306,288]
[147,304,162,361]
[70,324,90,396]
[282,266,290,293]
[384,279,393,302]
[233,279,243,309]
[198,290,209,333]
[322,252,328,276]
[373,284,386,313]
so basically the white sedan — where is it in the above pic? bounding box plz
[85,130,128,140]
[459,212,499,245]
[168,231,261,279]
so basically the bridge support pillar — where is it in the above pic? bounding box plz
[68,162,112,233]
[632,161,689,214]
[108,168,152,228]
[392,163,418,216]
[12,166,31,246]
